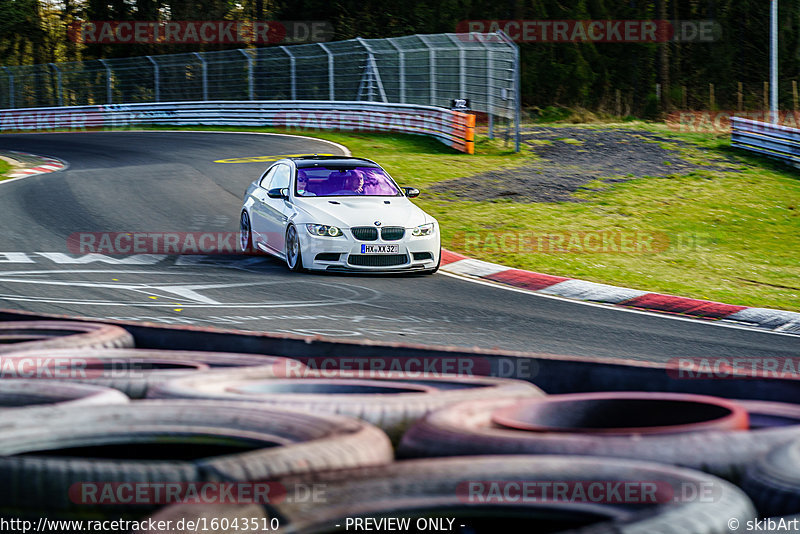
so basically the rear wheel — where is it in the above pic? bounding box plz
[239,211,255,254]
[285,225,304,272]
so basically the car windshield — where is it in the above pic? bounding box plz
[295,166,402,197]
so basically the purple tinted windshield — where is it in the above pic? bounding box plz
[295,167,401,197]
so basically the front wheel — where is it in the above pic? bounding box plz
[285,225,304,272]
[423,247,441,275]
[239,211,255,254]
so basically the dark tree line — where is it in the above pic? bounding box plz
[1,0,798,115]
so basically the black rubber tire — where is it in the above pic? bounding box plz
[239,210,257,254]
[0,321,134,354]
[148,370,543,442]
[423,246,441,275]
[0,400,392,517]
[285,225,304,272]
[264,455,754,534]
[740,437,800,517]
[0,379,128,409]
[398,397,800,482]
[488,392,749,435]
[3,348,305,398]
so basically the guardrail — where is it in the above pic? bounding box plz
[731,117,800,168]
[0,100,476,154]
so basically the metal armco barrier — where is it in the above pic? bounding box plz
[0,31,519,150]
[0,100,477,154]
[731,117,800,168]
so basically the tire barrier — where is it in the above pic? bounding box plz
[398,396,800,481]
[741,437,800,517]
[1,348,306,398]
[147,370,544,441]
[0,379,128,409]
[0,400,393,517]
[0,321,134,354]
[248,456,754,534]
[489,392,749,435]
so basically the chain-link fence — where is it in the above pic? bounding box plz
[0,32,519,143]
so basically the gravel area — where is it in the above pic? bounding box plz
[432,127,742,203]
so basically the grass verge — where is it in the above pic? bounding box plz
[141,124,799,311]
[0,159,12,180]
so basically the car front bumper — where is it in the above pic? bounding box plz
[299,229,440,272]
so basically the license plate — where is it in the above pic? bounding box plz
[361,244,399,254]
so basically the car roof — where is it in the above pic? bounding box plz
[290,155,380,169]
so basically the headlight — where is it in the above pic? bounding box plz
[411,223,434,236]
[306,224,343,237]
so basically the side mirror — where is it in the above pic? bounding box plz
[268,187,288,199]
[403,187,420,198]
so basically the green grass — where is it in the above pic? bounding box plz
[0,159,11,180]
[139,124,799,311]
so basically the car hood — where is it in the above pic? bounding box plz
[293,196,432,229]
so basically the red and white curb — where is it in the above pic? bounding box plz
[439,250,800,334]
[5,151,67,178]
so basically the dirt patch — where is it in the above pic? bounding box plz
[432,127,742,203]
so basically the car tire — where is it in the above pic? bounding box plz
[285,224,304,272]
[0,400,393,516]
[148,369,543,442]
[740,437,800,517]
[3,348,305,398]
[423,246,441,275]
[239,211,256,254]
[260,456,755,534]
[398,397,800,482]
[0,321,134,354]
[0,380,129,409]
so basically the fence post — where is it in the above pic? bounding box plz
[1,67,13,109]
[146,56,160,102]
[446,33,467,104]
[49,63,63,107]
[356,37,388,103]
[98,59,112,104]
[475,34,495,139]
[193,52,208,101]
[238,49,254,100]
[387,38,405,104]
[418,35,436,107]
[280,46,296,100]
[318,43,335,101]
[709,83,715,110]
[737,82,743,111]
[494,31,520,152]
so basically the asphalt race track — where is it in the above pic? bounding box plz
[0,131,796,363]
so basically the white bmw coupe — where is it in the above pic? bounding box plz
[240,156,441,273]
